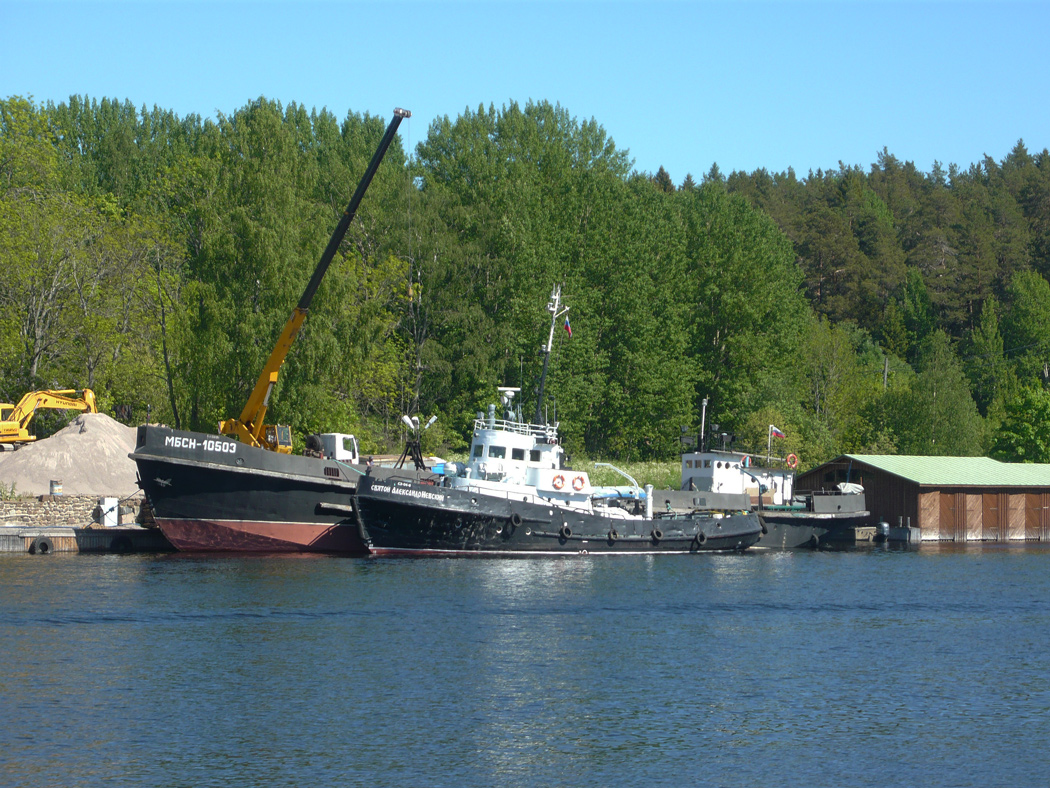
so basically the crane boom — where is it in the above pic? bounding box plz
[219,108,411,452]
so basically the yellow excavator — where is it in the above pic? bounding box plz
[0,389,98,448]
[218,107,411,454]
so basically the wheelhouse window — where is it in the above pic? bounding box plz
[530,450,541,462]
[512,448,525,461]
[473,445,484,458]
[489,446,506,459]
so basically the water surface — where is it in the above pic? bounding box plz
[2,545,1047,787]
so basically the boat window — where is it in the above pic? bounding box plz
[716,462,722,469]
[530,450,541,462]
[704,460,711,468]
[512,448,525,461]
[473,445,484,458]
[489,446,506,459]
[685,460,693,468]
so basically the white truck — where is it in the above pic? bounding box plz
[317,433,360,463]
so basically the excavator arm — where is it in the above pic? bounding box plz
[0,389,98,446]
[218,108,411,452]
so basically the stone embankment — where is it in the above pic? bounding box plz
[0,413,170,553]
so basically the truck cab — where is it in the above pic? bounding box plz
[318,433,360,463]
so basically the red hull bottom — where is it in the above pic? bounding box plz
[156,518,367,554]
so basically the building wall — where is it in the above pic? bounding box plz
[798,459,1050,542]
[798,460,918,532]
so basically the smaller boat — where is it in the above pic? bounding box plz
[354,287,762,557]
[680,437,869,548]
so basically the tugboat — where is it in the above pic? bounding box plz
[354,287,763,556]
[680,422,869,548]
[132,109,422,553]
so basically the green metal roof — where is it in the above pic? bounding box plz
[840,455,1050,487]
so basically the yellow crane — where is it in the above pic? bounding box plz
[0,389,98,447]
[218,108,411,453]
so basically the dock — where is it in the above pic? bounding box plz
[0,525,172,554]
[0,492,172,553]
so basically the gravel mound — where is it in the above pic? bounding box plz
[0,413,139,497]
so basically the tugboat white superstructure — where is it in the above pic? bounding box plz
[680,437,869,548]
[354,287,762,556]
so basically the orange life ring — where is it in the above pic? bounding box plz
[785,453,798,469]
[572,475,585,491]
[552,474,565,490]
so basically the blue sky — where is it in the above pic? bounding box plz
[3,0,1047,184]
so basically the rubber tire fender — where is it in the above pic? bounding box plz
[30,536,53,555]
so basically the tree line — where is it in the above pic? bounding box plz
[2,94,1049,465]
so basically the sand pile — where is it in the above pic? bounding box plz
[0,413,139,496]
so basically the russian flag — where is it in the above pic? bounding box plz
[564,315,572,338]
[770,425,786,439]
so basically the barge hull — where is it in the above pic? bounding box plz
[132,425,367,554]
[757,511,871,549]
[155,517,363,553]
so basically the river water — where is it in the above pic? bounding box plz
[2,545,1048,787]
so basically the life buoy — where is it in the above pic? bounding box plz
[552,474,565,490]
[785,453,798,469]
[572,475,585,491]
[559,524,572,539]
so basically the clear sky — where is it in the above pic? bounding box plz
[3,0,1047,185]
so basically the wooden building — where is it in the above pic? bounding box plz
[796,455,1050,542]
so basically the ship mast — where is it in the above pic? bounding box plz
[532,285,570,426]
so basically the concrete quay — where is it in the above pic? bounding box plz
[0,493,172,554]
[0,525,173,554]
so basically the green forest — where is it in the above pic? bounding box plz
[3,94,1050,468]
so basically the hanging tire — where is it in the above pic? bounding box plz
[30,536,53,555]
[608,529,618,543]
[560,524,572,539]
[809,534,821,548]
[651,528,663,543]
[509,512,522,528]
[695,531,707,546]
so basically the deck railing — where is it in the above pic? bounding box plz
[473,417,559,442]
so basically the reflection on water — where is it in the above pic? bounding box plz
[2,547,1049,787]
